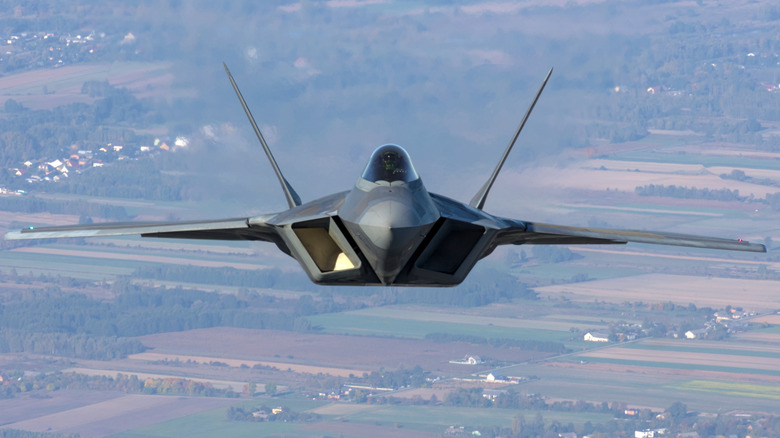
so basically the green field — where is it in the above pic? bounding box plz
[0,250,137,279]
[755,325,780,334]
[673,380,780,400]
[620,342,780,359]
[112,406,300,438]
[0,241,268,282]
[514,262,641,282]
[335,404,612,431]
[117,399,614,438]
[307,308,573,344]
[568,356,780,377]
[603,150,780,170]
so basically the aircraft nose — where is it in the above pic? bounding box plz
[357,199,430,255]
[358,200,420,245]
[359,222,424,252]
[346,199,437,284]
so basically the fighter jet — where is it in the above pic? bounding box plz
[4,66,766,286]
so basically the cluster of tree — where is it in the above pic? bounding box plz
[226,405,320,423]
[635,184,745,202]
[138,375,232,397]
[530,246,580,264]
[0,279,370,340]
[360,365,428,390]
[40,160,184,201]
[0,81,159,167]
[424,332,567,354]
[0,328,144,360]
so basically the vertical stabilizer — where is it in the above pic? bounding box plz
[469,68,553,210]
[224,63,302,208]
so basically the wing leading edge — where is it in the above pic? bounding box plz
[494,220,766,253]
[5,215,278,242]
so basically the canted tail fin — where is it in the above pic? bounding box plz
[469,68,553,210]
[224,63,302,208]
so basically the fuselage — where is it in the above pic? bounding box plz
[268,145,503,286]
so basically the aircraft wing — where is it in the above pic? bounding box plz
[495,220,766,252]
[4,215,279,242]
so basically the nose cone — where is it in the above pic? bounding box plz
[350,199,436,284]
[341,180,439,285]
[358,199,424,247]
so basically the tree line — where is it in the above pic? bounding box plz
[226,405,320,423]
[0,328,144,360]
[0,279,365,340]
[0,369,236,400]
[637,183,780,214]
[635,184,745,202]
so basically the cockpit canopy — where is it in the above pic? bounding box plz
[361,144,419,183]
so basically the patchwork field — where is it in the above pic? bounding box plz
[502,157,780,200]
[579,344,780,374]
[494,335,780,413]
[535,273,780,310]
[733,327,780,347]
[504,362,779,413]
[0,62,179,110]
[0,391,236,438]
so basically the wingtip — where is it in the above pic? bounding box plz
[4,230,23,240]
[738,238,767,253]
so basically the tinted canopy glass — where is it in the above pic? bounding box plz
[361,145,419,183]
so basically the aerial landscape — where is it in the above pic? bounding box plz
[0,1,779,437]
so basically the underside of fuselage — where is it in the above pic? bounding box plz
[272,193,499,286]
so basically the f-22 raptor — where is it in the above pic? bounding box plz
[5,66,766,286]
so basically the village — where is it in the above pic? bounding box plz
[0,19,130,72]
[2,135,188,196]
[582,307,757,344]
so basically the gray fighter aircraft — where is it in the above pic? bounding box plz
[5,66,766,286]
